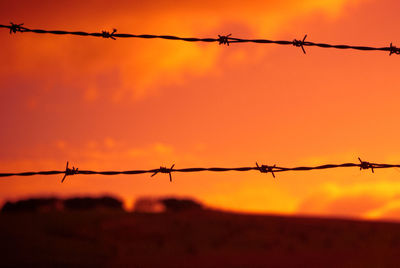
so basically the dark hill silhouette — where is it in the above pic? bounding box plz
[0,209,399,267]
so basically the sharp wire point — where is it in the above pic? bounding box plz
[358,157,375,173]
[256,162,276,178]
[9,22,24,34]
[293,34,307,54]
[151,164,175,182]
[102,28,117,40]
[389,42,400,56]
[61,161,79,183]
[218,34,231,46]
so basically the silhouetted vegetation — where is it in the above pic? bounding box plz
[64,197,123,211]
[134,197,203,213]
[1,196,123,213]
[160,198,203,212]
[1,198,62,213]
[134,197,165,213]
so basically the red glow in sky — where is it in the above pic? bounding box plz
[1,0,400,220]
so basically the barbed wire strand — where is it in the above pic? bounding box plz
[1,158,399,183]
[1,22,399,55]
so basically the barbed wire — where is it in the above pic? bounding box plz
[1,22,399,55]
[0,158,399,183]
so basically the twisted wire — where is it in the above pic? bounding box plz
[0,158,399,183]
[1,22,399,55]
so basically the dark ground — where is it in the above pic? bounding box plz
[1,210,400,267]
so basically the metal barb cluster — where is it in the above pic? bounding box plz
[292,34,308,54]
[61,161,79,183]
[256,162,276,178]
[218,34,231,46]
[389,43,400,56]
[151,164,175,182]
[9,22,24,34]
[102,29,117,40]
[358,157,374,173]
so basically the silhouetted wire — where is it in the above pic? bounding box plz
[1,23,399,55]
[1,24,399,182]
[1,158,399,183]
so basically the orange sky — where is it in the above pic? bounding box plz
[1,0,400,221]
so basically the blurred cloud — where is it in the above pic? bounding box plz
[204,182,298,214]
[297,182,400,220]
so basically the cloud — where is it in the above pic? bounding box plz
[297,181,400,220]
[206,187,297,214]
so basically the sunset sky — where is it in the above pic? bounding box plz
[1,0,400,220]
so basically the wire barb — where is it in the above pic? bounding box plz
[9,22,24,34]
[293,34,308,54]
[151,164,175,182]
[218,34,231,46]
[358,157,374,173]
[389,43,400,56]
[256,162,276,178]
[102,28,117,40]
[61,161,79,183]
